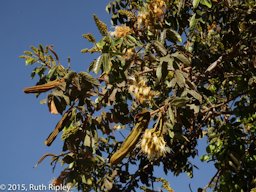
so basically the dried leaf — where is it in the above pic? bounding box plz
[109,88,118,102]
[48,98,59,114]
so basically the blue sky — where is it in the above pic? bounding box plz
[0,1,215,191]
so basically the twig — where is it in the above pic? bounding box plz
[34,152,69,168]
[203,170,220,190]
[150,105,165,116]
[48,45,59,62]
[201,90,250,114]
[137,68,154,75]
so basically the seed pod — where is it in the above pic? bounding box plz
[110,110,150,165]
[24,78,65,94]
[45,110,72,146]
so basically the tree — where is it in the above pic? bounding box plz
[21,0,256,191]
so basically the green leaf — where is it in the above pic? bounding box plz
[81,48,89,53]
[171,52,191,66]
[175,70,185,88]
[153,40,167,56]
[96,38,106,50]
[79,72,100,86]
[25,57,37,65]
[200,0,212,8]
[200,154,211,162]
[169,130,174,138]
[39,44,44,53]
[170,96,188,107]
[160,55,174,70]
[193,0,200,8]
[126,35,143,46]
[82,33,96,43]
[187,89,202,103]
[47,66,58,80]
[166,29,182,43]
[168,107,175,125]
[24,51,33,56]
[102,53,111,74]
[189,14,197,30]
[157,56,169,82]
[105,3,111,13]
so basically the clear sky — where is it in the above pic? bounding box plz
[0,1,215,191]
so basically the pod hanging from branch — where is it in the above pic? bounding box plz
[23,78,64,94]
[45,110,72,146]
[110,110,151,165]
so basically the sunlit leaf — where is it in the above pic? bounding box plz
[93,55,103,74]
[166,29,182,43]
[193,0,201,8]
[189,14,197,30]
[200,0,212,8]
[25,57,37,65]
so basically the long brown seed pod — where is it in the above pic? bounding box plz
[44,110,71,146]
[110,110,150,165]
[23,78,64,94]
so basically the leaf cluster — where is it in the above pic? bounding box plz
[22,0,256,191]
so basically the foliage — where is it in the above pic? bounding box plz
[21,0,256,191]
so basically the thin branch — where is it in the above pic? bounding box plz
[150,105,165,116]
[34,152,69,168]
[137,68,154,75]
[203,170,220,191]
[201,90,250,114]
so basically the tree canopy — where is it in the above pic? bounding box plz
[21,0,256,191]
